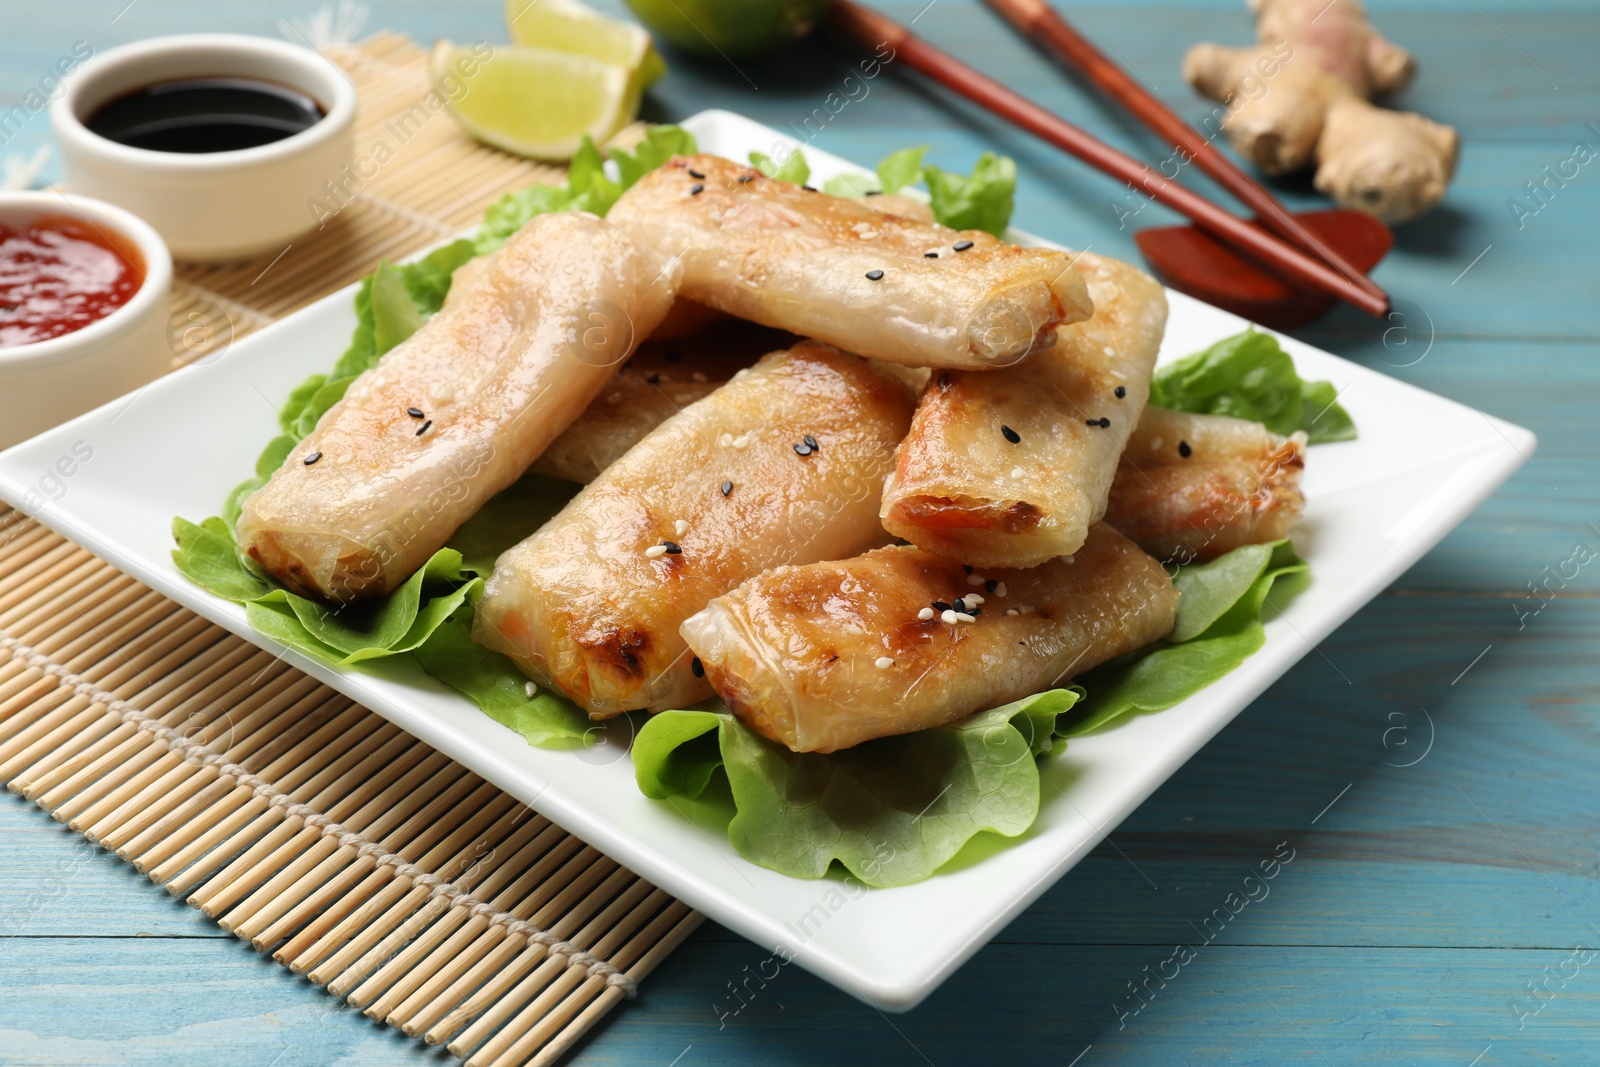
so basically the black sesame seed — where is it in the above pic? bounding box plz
[737,174,754,183]
[1178,440,1193,458]
[664,349,682,362]
[689,183,705,196]
[803,435,819,450]
[720,480,733,497]
[406,406,425,418]
[303,451,322,465]
[1001,424,1021,444]
[953,598,968,612]
[1086,418,1099,427]
[953,239,975,251]
[647,373,661,385]
[864,189,883,196]
[416,420,432,436]
[662,540,682,554]
[687,168,706,179]
[985,578,998,593]
[924,251,939,258]
[963,565,974,574]
[1099,417,1111,428]
[1114,385,1127,399]
[969,607,982,617]
[691,656,704,678]
[865,269,885,281]
[938,372,952,390]
[932,601,952,612]
[793,443,813,456]
[802,184,818,192]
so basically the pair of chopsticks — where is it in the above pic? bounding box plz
[827,0,1390,319]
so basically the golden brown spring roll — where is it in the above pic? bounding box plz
[683,524,1178,753]
[531,320,794,483]
[236,212,674,602]
[1105,407,1307,565]
[607,153,1092,370]
[476,342,918,718]
[881,252,1168,569]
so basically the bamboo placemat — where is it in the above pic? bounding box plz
[0,32,700,1066]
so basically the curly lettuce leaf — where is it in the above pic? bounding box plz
[1064,540,1307,736]
[820,145,929,199]
[749,149,810,186]
[1150,330,1356,444]
[414,609,591,746]
[923,152,1016,237]
[476,125,698,253]
[634,689,1081,887]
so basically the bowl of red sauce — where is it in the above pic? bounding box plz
[0,192,172,450]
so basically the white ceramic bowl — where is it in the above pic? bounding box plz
[51,34,356,262]
[0,192,173,451]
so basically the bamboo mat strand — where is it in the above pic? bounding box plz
[0,31,701,1066]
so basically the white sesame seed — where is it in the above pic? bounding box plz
[691,371,708,383]
[606,392,622,404]
[941,609,959,625]
[674,519,689,536]
[954,612,977,623]
[1063,555,1075,564]
[917,607,935,621]
[966,593,985,606]
[1005,608,1019,616]
[644,544,668,558]
[718,433,734,447]
[524,681,538,697]
[732,433,752,449]
[430,382,455,403]
[1149,436,1163,451]
[967,573,984,586]
[1011,467,1025,479]
[995,581,1007,598]
[875,656,894,669]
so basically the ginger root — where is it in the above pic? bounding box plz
[1183,0,1458,223]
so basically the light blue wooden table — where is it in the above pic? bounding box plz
[3,1,1597,1063]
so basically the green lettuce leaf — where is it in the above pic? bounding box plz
[612,124,697,188]
[1064,540,1307,736]
[749,149,810,186]
[448,472,579,578]
[1150,330,1356,444]
[634,689,1081,887]
[413,609,592,746]
[876,145,928,195]
[923,152,1017,237]
[475,125,698,254]
[821,172,881,198]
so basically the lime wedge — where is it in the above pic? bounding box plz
[504,0,667,89]
[431,40,633,161]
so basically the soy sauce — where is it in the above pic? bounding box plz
[86,77,324,153]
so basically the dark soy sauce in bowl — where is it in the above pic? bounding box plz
[86,77,325,153]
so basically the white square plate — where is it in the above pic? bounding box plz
[0,110,1534,1011]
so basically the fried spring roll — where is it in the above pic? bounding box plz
[476,342,918,718]
[237,212,674,603]
[607,153,1093,370]
[1105,407,1307,564]
[682,524,1178,753]
[881,252,1168,569]
[531,320,794,484]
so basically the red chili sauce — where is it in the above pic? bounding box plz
[0,216,143,349]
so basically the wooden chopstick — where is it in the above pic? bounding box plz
[826,0,1390,320]
[982,0,1390,306]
